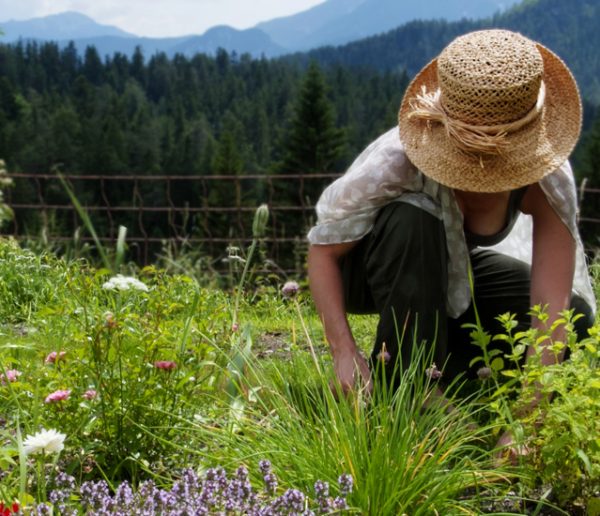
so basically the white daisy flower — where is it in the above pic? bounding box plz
[23,428,66,455]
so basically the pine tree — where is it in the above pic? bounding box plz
[281,62,345,179]
[279,62,345,239]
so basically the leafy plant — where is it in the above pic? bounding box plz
[467,306,600,511]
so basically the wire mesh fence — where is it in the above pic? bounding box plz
[2,172,600,274]
[1,172,342,273]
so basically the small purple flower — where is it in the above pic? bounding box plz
[114,482,135,510]
[258,459,271,475]
[279,488,305,512]
[32,503,52,515]
[282,281,300,298]
[45,389,71,403]
[338,473,353,496]
[82,389,98,400]
[314,480,331,513]
[48,471,76,511]
[235,465,249,482]
[263,472,278,495]
[314,479,329,499]
[333,496,349,510]
[377,350,391,363]
[224,498,237,512]
[80,479,111,511]
[425,363,442,380]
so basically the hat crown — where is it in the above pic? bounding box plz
[437,30,543,126]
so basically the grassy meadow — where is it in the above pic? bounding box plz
[0,214,599,514]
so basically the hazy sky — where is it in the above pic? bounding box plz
[0,0,326,37]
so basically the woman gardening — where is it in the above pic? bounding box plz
[306,30,596,456]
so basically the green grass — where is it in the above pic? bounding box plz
[0,236,599,514]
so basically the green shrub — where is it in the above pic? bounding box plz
[469,308,600,511]
[0,239,71,322]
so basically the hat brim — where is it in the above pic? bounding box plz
[398,42,582,193]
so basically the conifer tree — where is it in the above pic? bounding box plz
[279,62,345,239]
[280,62,345,180]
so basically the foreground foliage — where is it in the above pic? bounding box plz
[0,237,599,514]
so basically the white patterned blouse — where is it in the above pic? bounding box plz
[307,127,596,318]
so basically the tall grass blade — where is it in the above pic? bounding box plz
[56,171,111,270]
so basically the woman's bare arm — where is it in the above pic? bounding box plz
[523,183,576,362]
[307,242,372,393]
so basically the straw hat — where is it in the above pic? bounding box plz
[398,29,582,192]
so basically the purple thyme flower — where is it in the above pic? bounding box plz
[263,472,278,495]
[333,496,349,510]
[113,482,135,511]
[314,480,332,514]
[280,489,305,512]
[235,465,249,482]
[156,490,177,512]
[80,480,111,512]
[48,471,77,514]
[32,465,343,515]
[258,459,271,475]
[314,480,329,499]
[137,480,160,514]
[32,503,52,515]
[338,473,353,496]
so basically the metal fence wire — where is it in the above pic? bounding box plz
[1,172,342,271]
[2,173,600,272]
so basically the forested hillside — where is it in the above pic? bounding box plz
[0,45,407,178]
[0,42,408,252]
[303,0,600,102]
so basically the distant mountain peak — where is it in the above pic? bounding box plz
[256,0,523,50]
[0,11,137,41]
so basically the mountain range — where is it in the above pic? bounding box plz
[0,0,521,58]
[258,0,521,50]
[302,0,600,102]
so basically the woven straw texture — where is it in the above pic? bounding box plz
[398,29,582,193]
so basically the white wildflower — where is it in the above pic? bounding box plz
[23,429,66,455]
[102,274,149,292]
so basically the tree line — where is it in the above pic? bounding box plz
[0,41,409,250]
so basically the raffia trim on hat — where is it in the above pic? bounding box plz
[407,81,546,157]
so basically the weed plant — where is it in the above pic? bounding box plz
[466,307,600,512]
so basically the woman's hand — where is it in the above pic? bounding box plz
[494,429,530,466]
[331,344,372,396]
